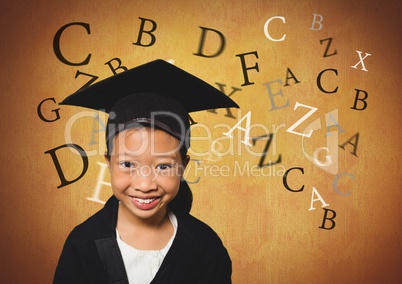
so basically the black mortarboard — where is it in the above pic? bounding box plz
[60,59,239,153]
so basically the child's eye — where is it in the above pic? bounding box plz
[156,163,172,170]
[119,161,134,168]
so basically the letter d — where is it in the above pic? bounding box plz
[193,26,226,58]
[44,143,88,188]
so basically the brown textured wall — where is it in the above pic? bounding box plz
[0,0,401,283]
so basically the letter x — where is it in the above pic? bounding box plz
[351,50,371,72]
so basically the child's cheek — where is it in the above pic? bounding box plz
[111,170,132,191]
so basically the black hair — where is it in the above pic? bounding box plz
[168,179,193,214]
[168,144,192,214]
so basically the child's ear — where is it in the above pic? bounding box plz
[104,153,110,169]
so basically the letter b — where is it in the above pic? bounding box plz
[133,17,157,47]
[319,208,337,230]
[350,89,368,111]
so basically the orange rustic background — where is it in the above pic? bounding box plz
[0,0,401,283]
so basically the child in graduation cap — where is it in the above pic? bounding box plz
[53,60,238,284]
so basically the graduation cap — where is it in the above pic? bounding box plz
[60,59,239,154]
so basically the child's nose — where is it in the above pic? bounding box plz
[131,166,157,192]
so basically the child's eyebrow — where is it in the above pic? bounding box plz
[152,154,179,159]
[117,152,179,159]
[112,152,140,158]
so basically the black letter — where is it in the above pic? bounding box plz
[319,208,337,230]
[320,38,337,57]
[350,89,368,110]
[75,70,99,91]
[44,144,88,188]
[188,115,198,126]
[104,57,128,75]
[252,133,281,167]
[317,68,338,94]
[207,82,240,118]
[133,17,157,47]
[193,26,226,58]
[283,167,304,192]
[37,98,60,122]
[235,51,259,86]
[284,68,301,86]
[339,132,359,157]
[53,22,91,66]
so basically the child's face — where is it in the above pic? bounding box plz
[107,127,186,222]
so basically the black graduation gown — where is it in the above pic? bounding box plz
[53,196,232,283]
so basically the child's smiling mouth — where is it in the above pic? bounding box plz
[128,195,162,210]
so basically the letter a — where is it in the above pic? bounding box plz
[326,111,345,136]
[223,111,252,146]
[308,186,329,211]
[88,113,106,146]
[339,132,359,157]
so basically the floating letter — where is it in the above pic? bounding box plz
[53,22,91,66]
[264,16,286,41]
[193,26,226,58]
[44,144,88,189]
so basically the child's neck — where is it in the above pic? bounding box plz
[116,204,174,250]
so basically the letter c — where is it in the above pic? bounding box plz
[264,16,286,41]
[316,68,338,94]
[333,172,354,196]
[53,22,91,66]
[283,167,304,192]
